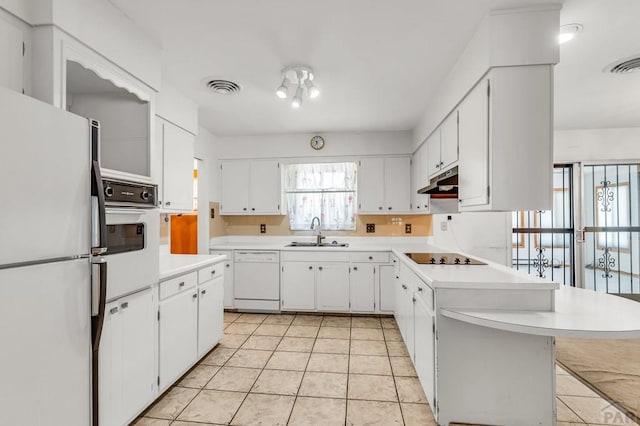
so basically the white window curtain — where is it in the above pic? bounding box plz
[285,162,357,231]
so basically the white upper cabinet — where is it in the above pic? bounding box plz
[458,79,490,208]
[440,111,459,170]
[158,118,195,212]
[411,143,430,213]
[357,158,385,213]
[427,112,458,179]
[220,160,281,215]
[458,66,553,211]
[0,18,23,93]
[359,157,411,214]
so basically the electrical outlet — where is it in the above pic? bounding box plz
[405,223,412,234]
[366,223,375,233]
[210,208,215,219]
[260,224,266,234]
[440,221,448,231]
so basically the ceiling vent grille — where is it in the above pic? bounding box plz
[206,80,241,95]
[609,57,640,74]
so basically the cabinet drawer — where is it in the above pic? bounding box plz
[350,252,390,263]
[160,272,197,300]
[198,263,223,284]
[414,280,434,311]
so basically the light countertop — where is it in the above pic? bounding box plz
[159,254,227,281]
[441,285,640,338]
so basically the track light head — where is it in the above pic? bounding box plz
[276,77,289,99]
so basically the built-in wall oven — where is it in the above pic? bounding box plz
[90,119,158,426]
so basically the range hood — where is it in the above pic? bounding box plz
[418,165,458,197]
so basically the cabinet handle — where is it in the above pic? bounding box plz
[353,266,358,271]
[418,287,423,292]
[211,270,216,275]
[393,259,397,263]
[243,207,247,211]
[165,201,171,206]
[368,256,373,260]
[178,281,185,288]
[109,307,119,315]
[378,206,383,210]
[402,284,407,290]
[192,293,198,299]
[201,289,207,295]
[388,207,392,210]
[412,297,417,303]
[435,164,440,168]
[440,161,444,166]
[120,302,129,309]
[226,263,230,267]
[318,266,323,271]
[395,276,399,279]
[309,266,313,270]
[251,208,255,211]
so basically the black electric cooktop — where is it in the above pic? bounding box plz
[405,252,487,266]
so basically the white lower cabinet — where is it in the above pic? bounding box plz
[349,263,375,312]
[159,285,198,390]
[281,262,316,310]
[197,276,224,357]
[99,288,156,426]
[317,263,350,311]
[158,261,225,391]
[378,264,395,312]
[413,294,436,408]
[210,250,234,308]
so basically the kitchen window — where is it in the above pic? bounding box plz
[284,162,357,231]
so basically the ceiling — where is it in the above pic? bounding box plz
[110,0,640,136]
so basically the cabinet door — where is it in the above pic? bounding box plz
[162,121,194,211]
[412,145,430,212]
[316,262,350,311]
[159,289,198,389]
[414,295,436,410]
[220,161,250,214]
[198,277,224,357]
[250,160,281,214]
[427,130,441,178]
[384,157,411,212]
[358,158,385,213]
[349,263,375,312]
[119,289,155,423]
[458,79,490,208]
[378,265,395,312]
[0,19,23,92]
[281,262,316,310]
[99,300,121,426]
[440,111,459,169]
[223,261,234,308]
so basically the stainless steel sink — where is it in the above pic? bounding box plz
[286,241,349,248]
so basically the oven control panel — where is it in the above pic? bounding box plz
[102,179,157,208]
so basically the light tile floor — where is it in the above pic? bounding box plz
[134,312,639,426]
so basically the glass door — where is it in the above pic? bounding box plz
[512,165,575,285]
[581,164,640,294]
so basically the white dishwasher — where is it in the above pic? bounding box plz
[234,251,280,311]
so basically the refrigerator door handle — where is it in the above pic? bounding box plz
[91,257,107,351]
[91,160,107,254]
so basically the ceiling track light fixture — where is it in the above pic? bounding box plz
[276,65,320,109]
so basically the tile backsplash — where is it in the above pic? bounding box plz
[209,202,432,237]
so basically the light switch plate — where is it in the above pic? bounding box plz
[440,221,448,231]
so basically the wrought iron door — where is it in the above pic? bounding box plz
[512,165,575,285]
[581,164,640,294]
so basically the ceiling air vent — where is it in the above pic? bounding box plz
[206,79,241,95]
[608,57,640,74]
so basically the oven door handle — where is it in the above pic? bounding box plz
[91,160,107,254]
[105,208,149,216]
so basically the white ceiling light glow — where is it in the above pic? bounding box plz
[276,66,320,108]
[558,23,582,44]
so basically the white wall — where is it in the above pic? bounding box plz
[156,80,199,135]
[554,127,640,163]
[195,126,218,253]
[215,131,412,160]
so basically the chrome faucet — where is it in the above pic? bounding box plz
[310,216,325,245]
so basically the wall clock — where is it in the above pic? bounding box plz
[310,135,325,150]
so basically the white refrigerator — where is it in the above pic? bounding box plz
[0,86,94,425]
